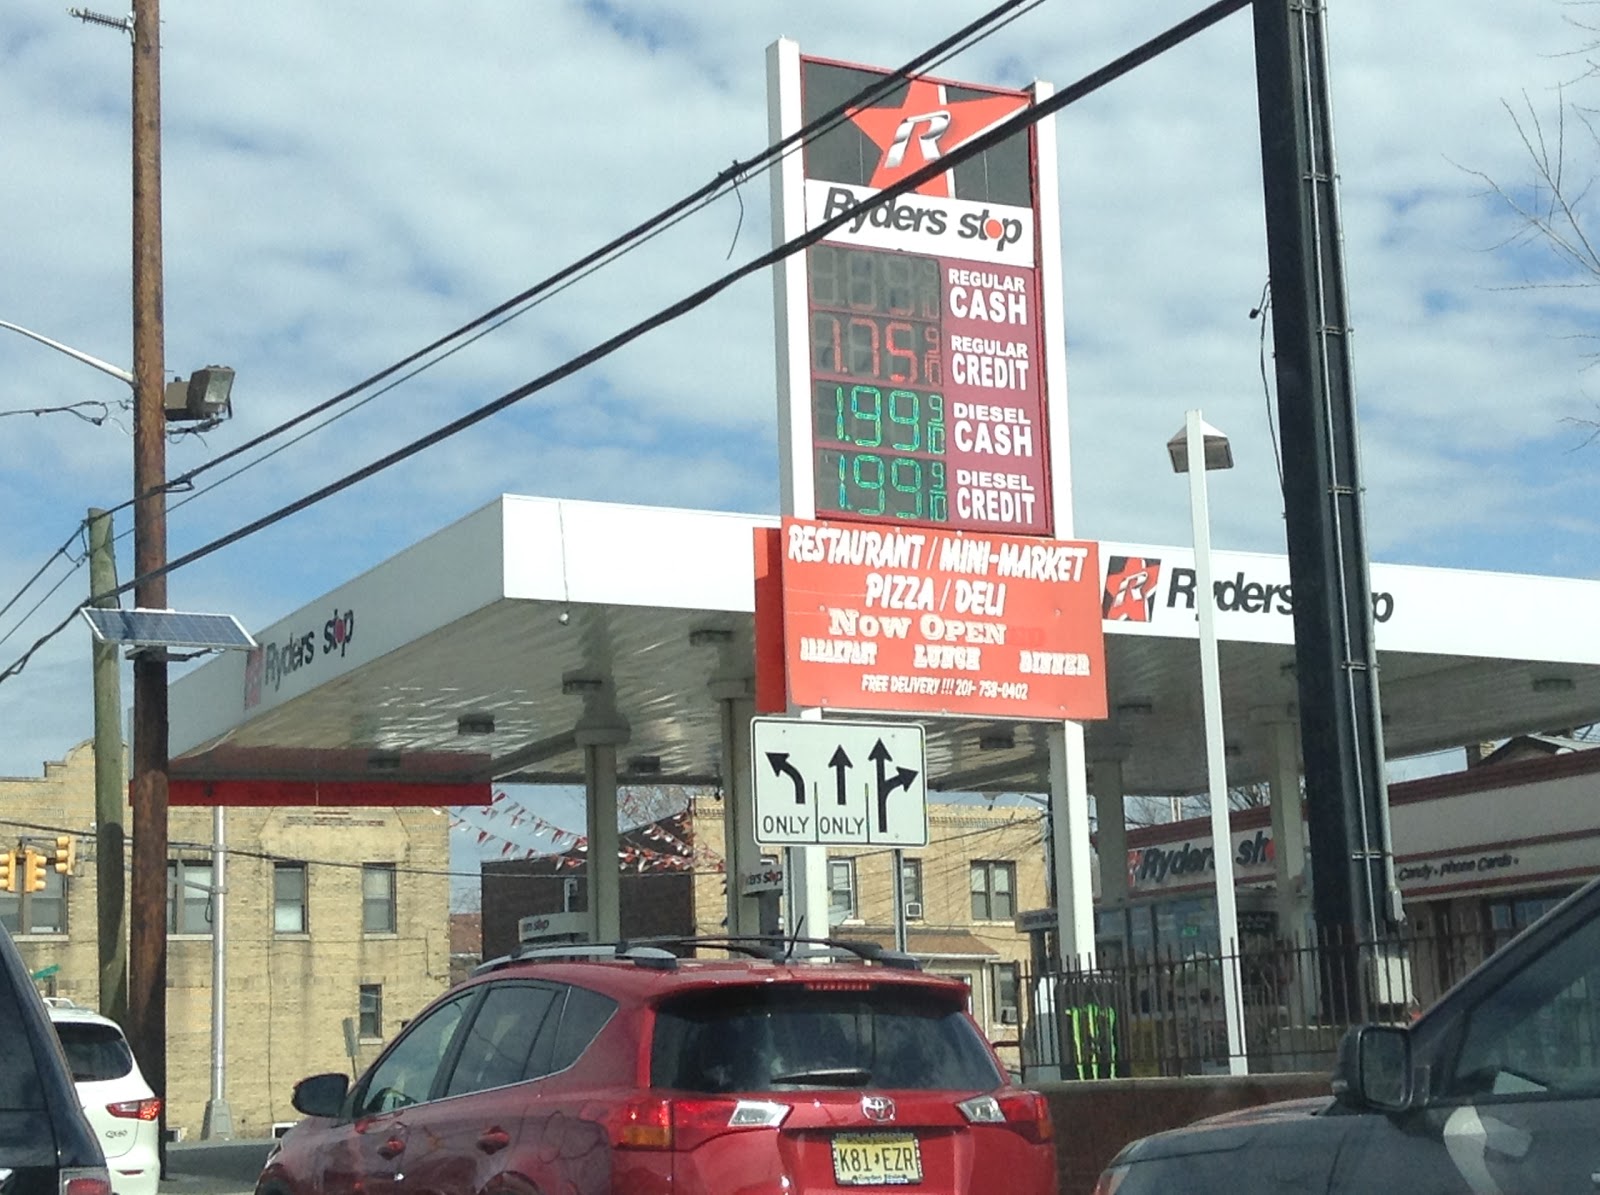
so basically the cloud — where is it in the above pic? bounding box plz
[2,0,1596,774]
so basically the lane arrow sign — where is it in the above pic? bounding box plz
[869,739,919,833]
[766,752,806,805]
[828,745,852,806]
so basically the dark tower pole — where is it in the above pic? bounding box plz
[1252,0,1400,954]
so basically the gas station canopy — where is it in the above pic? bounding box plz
[168,495,1600,802]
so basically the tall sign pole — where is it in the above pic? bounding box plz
[1252,0,1398,948]
[129,0,171,1115]
[764,43,1107,974]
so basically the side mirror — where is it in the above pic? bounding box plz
[292,1072,351,1118]
[1333,1025,1411,1112]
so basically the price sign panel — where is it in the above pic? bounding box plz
[770,48,1059,537]
[807,243,1049,535]
[751,716,927,847]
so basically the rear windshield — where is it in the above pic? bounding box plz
[0,979,46,1110]
[54,1021,135,1083]
[651,983,1002,1093]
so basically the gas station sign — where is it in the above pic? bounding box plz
[777,516,1107,720]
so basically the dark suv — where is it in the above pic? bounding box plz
[258,937,1056,1195]
[1096,874,1600,1193]
[0,921,112,1195]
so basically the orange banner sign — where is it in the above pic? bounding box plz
[780,517,1108,720]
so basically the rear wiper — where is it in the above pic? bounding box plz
[770,1067,872,1087]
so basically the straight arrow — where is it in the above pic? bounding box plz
[828,746,852,806]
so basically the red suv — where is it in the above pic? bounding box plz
[257,937,1056,1195]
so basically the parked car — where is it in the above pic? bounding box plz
[0,921,112,1195]
[45,1001,161,1195]
[1095,873,1600,1194]
[258,935,1056,1195]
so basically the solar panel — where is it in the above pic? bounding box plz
[80,607,256,651]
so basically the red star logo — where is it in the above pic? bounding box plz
[847,77,1029,197]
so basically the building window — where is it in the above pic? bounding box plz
[994,962,1021,1025]
[969,861,1015,922]
[167,860,213,935]
[0,853,66,935]
[901,858,924,918]
[828,858,857,921]
[359,983,383,1039]
[362,863,397,934]
[274,862,308,934]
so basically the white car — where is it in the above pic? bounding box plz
[45,999,161,1195]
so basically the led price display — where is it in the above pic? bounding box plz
[808,243,949,524]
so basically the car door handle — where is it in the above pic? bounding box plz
[478,1127,511,1154]
[378,1135,406,1160]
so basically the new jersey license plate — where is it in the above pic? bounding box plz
[832,1132,923,1186]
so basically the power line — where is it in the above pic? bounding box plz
[0,0,1039,656]
[88,0,1040,528]
[0,0,1248,689]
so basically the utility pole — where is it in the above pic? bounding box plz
[87,508,128,1025]
[128,0,171,1123]
[1252,0,1398,958]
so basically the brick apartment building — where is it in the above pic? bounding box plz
[482,791,1048,1056]
[0,740,451,1139]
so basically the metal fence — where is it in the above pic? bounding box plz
[1020,919,1506,1079]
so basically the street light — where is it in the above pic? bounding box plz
[0,319,233,420]
[1167,410,1247,1076]
[1,316,236,1132]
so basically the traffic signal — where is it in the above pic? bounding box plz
[22,849,47,894]
[53,835,74,874]
[0,850,15,894]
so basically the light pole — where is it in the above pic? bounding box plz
[1,315,235,1126]
[1167,410,1247,1075]
[3,318,136,1031]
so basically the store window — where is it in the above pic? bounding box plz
[969,861,1015,922]
[362,863,397,934]
[167,860,213,935]
[993,962,1021,1025]
[359,983,384,1039]
[1486,890,1575,952]
[274,862,308,934]
[901,858,924,919]
[829,859,857,921]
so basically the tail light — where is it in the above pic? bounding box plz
[106,1097,162,1121]
[60,1168,113,1195]
[605,1096,789,1151]
[956,1090,1054,1143]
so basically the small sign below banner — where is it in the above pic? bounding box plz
[752,716,927,847]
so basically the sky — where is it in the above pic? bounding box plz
[3,0,1597,800]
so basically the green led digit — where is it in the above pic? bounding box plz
[887,389,920,451]
[854,454,886,516]
[927,392,945,455]
[850,385,883,448]
[930,461,947,522]
[890,457,924,519]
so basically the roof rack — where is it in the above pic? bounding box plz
[620,934,923,971]
[470,934,923,977]
[472,942,680,977]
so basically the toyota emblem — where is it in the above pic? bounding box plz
[861,1095,896,1123]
